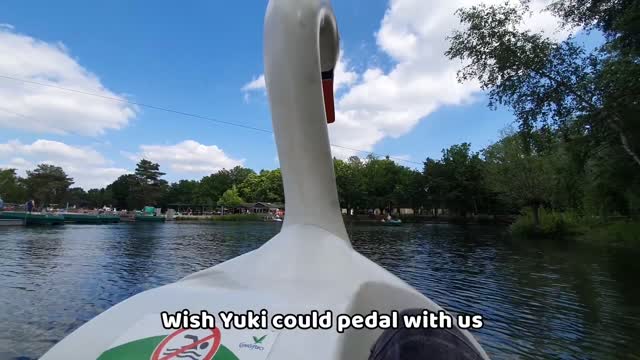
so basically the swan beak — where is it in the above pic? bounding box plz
[322,69,335,124]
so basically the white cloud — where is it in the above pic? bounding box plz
[129,140,244,176]
[242,74,266,92]
[241,55,358,102]
[0,139,129,189]
[242,0,568,158]
[0,26,137,135]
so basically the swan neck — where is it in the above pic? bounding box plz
[264,0,349,243]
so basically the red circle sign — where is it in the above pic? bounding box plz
[151,328,221,360]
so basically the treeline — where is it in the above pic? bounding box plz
[1,124,639,223]
[0,160,283,211]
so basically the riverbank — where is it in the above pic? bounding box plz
[174,214,264,222]
[510,210,640,247]
[343,214,516,225]
[173,213,517,225]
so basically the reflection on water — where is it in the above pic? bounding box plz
[0,223,639,359]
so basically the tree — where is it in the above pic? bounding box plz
[446,2,640,167]
[0,168,27,203]
[24,164,74,207]
[483,131,554,225]
[334,156,366,214]
[129,159,167,208]
[363,155,402,210]
[196,166,256,205]
[163,180,200,206]
[227,166,256,186]
[238,169,284,203]
[422,144,488,216]
[217,185,244,210]
[63,187,89,208]
[548,0,640,56]
[107,174,136,210]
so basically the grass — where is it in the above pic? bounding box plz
[510,209,640,246]
[579,221,640,247]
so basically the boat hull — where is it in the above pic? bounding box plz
[62,213,121,224]
[134,215,166,222]
[0,219,24,226]
[0,211,65,225]
[40,225,489,360]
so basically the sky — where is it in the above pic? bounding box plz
[0,0,591,189]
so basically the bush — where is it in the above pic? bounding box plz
[510,208,582,239]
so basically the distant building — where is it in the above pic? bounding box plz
[234,202,284,214]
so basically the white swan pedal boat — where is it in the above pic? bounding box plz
[41,0,489,359]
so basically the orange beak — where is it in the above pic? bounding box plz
[322,70,335,124]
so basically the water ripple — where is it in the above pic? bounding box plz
[1,223,639,359]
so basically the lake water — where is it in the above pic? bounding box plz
[1,222,639,359]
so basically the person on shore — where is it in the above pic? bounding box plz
[27,199,34,213]
[0,196,4,211]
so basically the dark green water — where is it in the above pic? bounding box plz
[0,222,639,359]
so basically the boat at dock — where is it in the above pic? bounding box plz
[134,206,167,222]
[0,211,65,226]
[134,214,166,222]
[61,213,121,224]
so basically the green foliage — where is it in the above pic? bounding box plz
[197,166,256,205]
[24,164,74,207]
[510,209,584,239]
[217,185,244,208]
[446,1,640,168]
[548,0,640,56]
[423,143,489,216]
[483,130,555,223]
[334,156,366,211]
[106,174,137,210]
[582,221,640,246]
[0,168,27,203]
[128,159,168,208]
[238,169,284,203]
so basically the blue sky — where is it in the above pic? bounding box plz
[0,0,591,189]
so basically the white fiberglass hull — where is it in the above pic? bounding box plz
[41,225,489,359]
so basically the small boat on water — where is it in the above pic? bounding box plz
[0,211,65,226]
[381,219,403,226]
[42,1,489,359]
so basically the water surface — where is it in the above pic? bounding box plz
[0,222,638,359]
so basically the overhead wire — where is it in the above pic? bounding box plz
[0,74,424,166]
